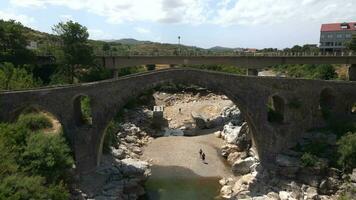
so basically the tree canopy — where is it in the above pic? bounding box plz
[0,20,35,65]
[52,20,94,83]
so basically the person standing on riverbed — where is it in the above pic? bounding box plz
[201,152,206,162]
[199,149,203,158]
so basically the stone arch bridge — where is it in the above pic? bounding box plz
[0,68,355,173]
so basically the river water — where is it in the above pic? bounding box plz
[142,175,222,200]
[140,134,230,200]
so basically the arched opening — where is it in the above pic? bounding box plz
[96,82,257,199]
[267,95,285,124]
[319,88,335,119]
[73,95,92,126]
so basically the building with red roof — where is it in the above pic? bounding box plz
[320,22,356,52]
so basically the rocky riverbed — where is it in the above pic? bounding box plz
[73,90,356,200]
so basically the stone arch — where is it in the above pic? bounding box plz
[73,94,93,126]
[267,94,285,124]
[319,88,336,118]
[95,76,258,166]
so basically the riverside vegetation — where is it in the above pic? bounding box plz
[1,18,356,199]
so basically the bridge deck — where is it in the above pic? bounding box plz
[98,55,356,69]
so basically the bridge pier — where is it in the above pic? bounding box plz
[349,64,356,81]
[247,68,258,76]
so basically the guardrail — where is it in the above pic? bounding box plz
[36,51,356,57]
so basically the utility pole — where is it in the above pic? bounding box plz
[178,36,181,55]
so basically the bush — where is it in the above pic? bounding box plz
[273,64,337,80]
[0,62,40,90]
[80,96,92,125]
[21,133,74,183]
[301,152,320,167]
[103,120,120,153]
[0,113,74,198]
[337,132,356,170]
[0,174,69,200]
[79,67,112,82]
[17,113,52,131]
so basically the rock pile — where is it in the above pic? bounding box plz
[191,105,243,130]
[111,123,153,160]
[217,114,356,200]
[73,156,151,200]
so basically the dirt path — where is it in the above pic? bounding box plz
[142,134,232,178]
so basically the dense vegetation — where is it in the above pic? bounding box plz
[0,113,73,199]
[272,64,337,80]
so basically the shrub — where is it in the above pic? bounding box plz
[301,152,320,167]
[103,120,120,153]
[21,133,74,183]
[0,62,40,90]
[17,113,52,131]
[0,174,69,200]
[337,132,356,170]
[80,96,92,125]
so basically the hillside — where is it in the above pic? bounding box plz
[0,20,234,56]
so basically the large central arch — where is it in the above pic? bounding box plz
[0,68,355,173]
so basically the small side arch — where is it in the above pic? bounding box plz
[73,94,93,126]
[267,94,285,124]
[319,88,336,118]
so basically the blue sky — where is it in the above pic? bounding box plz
[1,0,355,49]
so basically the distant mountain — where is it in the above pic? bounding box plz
[105,38,152,45]
[209,46,234,51]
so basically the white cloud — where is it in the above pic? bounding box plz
[135,27,151,34]
[59,14,74,22]
[10,0,209,24]
[8,0,356,27]
[215,0,356,26]
[88,28,113,40]
[0,10,35,26]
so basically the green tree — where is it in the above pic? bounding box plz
[52,21,94,83]
[337,132,356,170]
[0,62,40,90]
[21,133,74,183]
[102,43,111,52]
[0,174,69,200]
[0,20,35,65]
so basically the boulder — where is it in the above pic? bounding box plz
[222,106,243,126]
[125,135,137,143]
[191,111,208,129]
[111,148,125,159]
[220,185,233,199]
[350,168,356,183]
[227,152,243,165]
[279,191,290,200]
[319,177,340,195]
[119,158,150,179]
[305,187,319,200]
[232,157,256,175]
[221,144,239,157]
